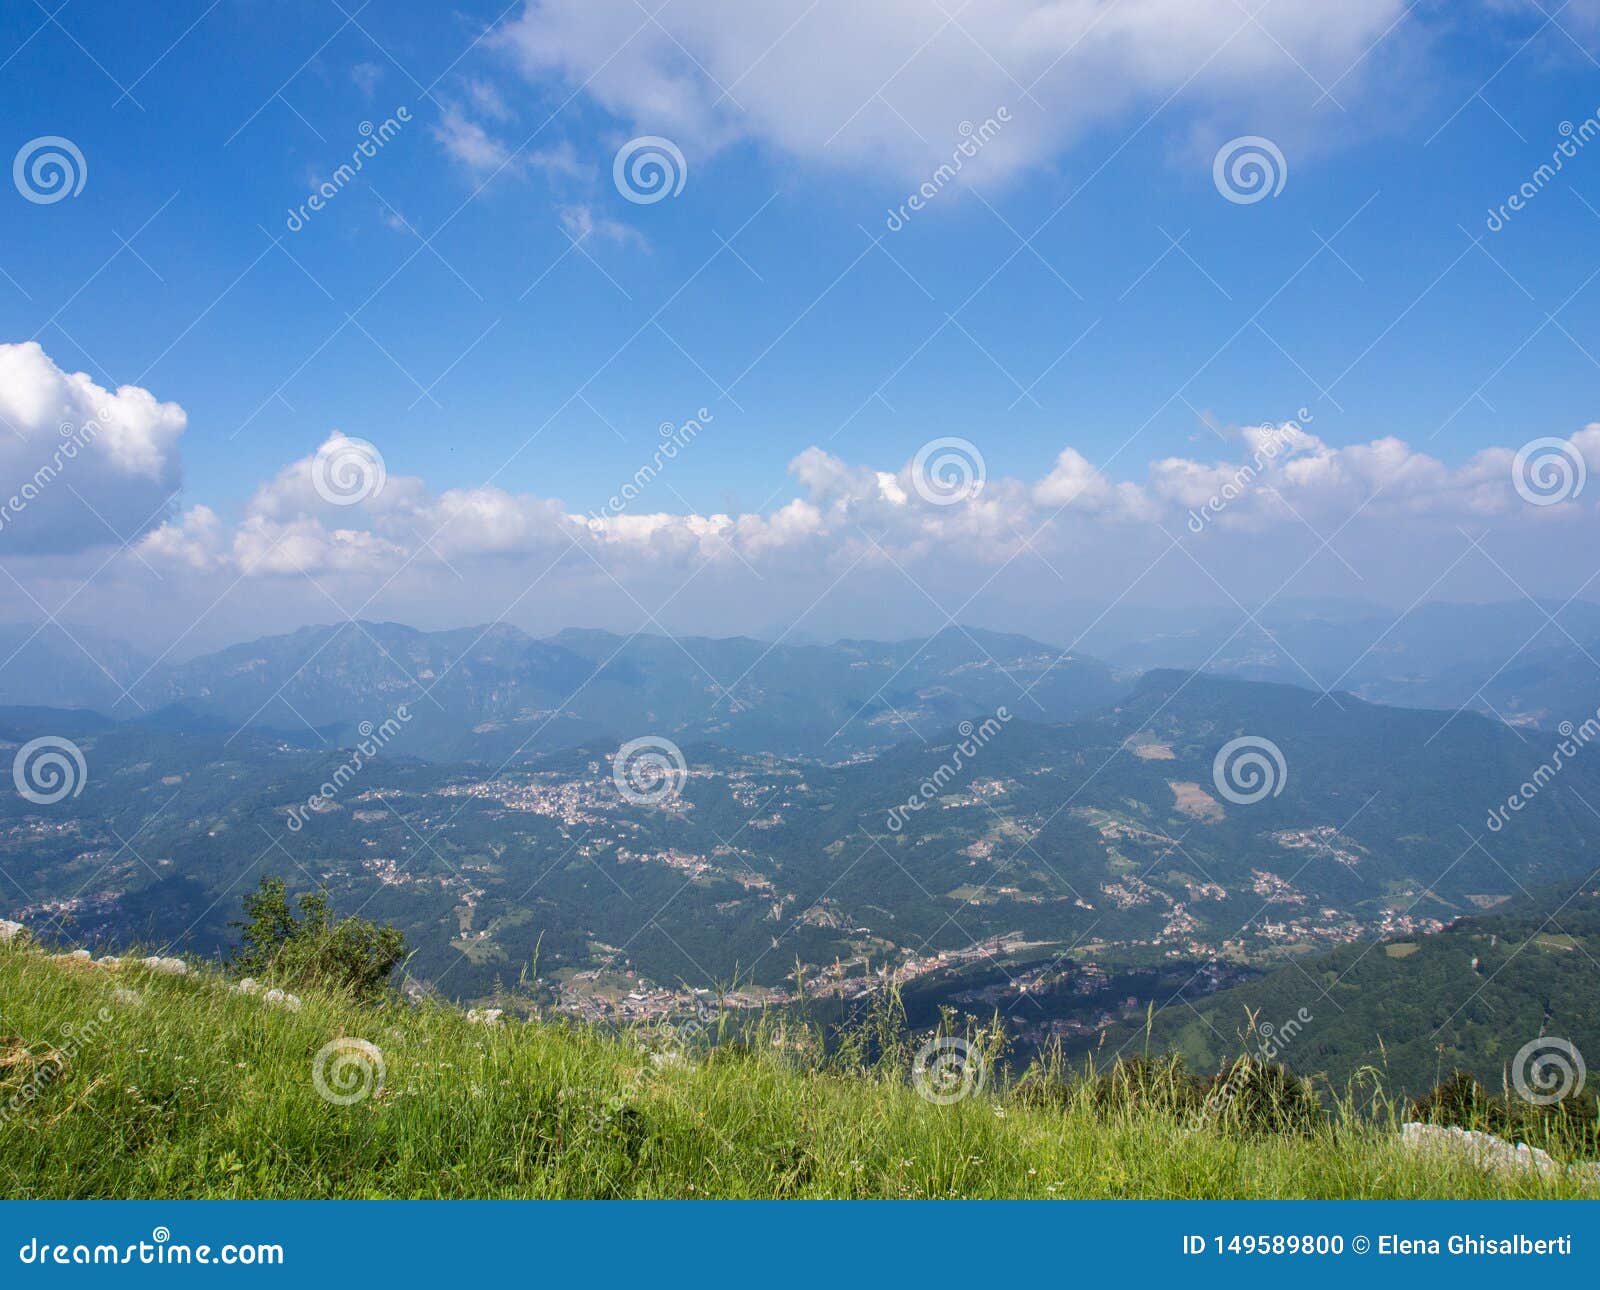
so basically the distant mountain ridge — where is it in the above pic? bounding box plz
[0,620,1125,760]
[11,597,1600,763]
[1086,598,1600,725]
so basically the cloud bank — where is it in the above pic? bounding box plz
[3,341,1597,648]
[134,416,1596,579]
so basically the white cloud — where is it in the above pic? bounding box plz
[2,354,1586,638]
[377,201,410,232]
[528,140,590,180]
[137,504,223,572]
[0,341,185,555]
[464,77,514,122]
[432,103,512,171]
[0,402,1581,648]
[558,203,645,247]
[1035,446,1160,520]
[493,0,1416,182]
[433,97,591,189]
[126,420,1600,589]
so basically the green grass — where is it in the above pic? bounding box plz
[0,938,1595,1199]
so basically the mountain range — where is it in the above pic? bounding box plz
[1075,598,1600,725]
[4,664,1596,1001]
[4,606,1599,1096]
[10,598,1600,764]
[0,620,1122,760]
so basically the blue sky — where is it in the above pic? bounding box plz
[3,2,1600,649]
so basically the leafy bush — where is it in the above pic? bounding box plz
[1201,1055,1324,1136]
[231,877,405,1003]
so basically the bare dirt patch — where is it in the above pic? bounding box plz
[1167,780,1224,823]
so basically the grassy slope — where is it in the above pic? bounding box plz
[0,940,1594,1200]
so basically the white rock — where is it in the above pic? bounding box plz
[466,1008,504,1026]
[1399,1122,1600,1185]
[0,919,25,943]
[141,955,188,976]
[112,988,143,1008]
[58,949,92,962]
[262,988,301,1011]
[96,956,120,968]
[232,977,262,995]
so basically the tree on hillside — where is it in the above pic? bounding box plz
[232,877,405,1003]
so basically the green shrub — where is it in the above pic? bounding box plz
[231,876,405,1003]
[1202,1055,1324,1136]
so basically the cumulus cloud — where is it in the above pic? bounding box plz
[0,392,1585,648]
[1035,447,1160,520]
[492,0,1415,182]
[6,348,1587,628]
[0,342,185,555]
[123,420,1600,592]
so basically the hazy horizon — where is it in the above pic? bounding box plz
[9,591,1600,665]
